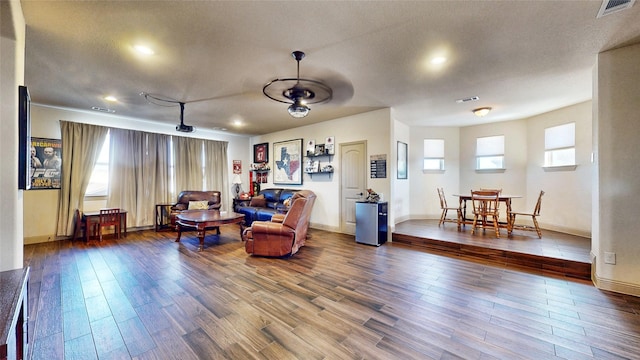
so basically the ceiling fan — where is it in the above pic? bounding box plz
[263,51,333,118]
[141,92,194,133]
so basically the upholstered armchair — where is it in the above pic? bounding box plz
[170,190,222,229]
[243,190,316,257]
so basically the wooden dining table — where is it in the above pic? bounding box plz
[453,194,522,228]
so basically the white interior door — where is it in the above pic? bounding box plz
[340,141,366,234]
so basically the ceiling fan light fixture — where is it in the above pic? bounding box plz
[473,107,492,117]
[263,50,332,118]
[288,100,310,118]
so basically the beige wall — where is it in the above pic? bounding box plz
[0,0,26,271]
[409,126,461,219]
[594,42,640,295]
[23,105,251,243]
[525,102,592,236]
[250,108,393,233]
[406,102,592,237]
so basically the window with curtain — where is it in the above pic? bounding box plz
[423,139,445,170]
[476,135,505,170]
[83,128,228,228]
[545,122,575,167]
[85,131,110,197]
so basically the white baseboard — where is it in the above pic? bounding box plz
[591,255,640,297]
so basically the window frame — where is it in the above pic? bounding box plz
[544,122,576,170]
[475,135,505,171]
[423,138,445,172]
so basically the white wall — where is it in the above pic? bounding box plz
[250,109,392,233]
[0,0,26,271]
[594,42,640,295]
[407,102,592,237]
[409,126,460,219]
[460,120,528,199]
[23,104,250,243]
[392,115,411,224]
[525,102,592,236]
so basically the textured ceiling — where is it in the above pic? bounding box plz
[20,1,640,136]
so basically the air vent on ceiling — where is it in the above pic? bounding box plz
[456,96,479,104]
[91,106,115,113]
[597,0,635,18]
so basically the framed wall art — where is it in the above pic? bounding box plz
[397,141,408,179]
[273,138,303,185]
[253,142,269,163]
[30,137,62,189]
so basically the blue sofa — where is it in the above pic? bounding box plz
[234,188,299,226]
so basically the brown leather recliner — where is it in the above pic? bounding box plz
[170,190,222,229]
[243,190,316,257]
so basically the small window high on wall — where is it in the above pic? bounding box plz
[476,135,504,170]
[545,122,575,167]
[423,139,444,171]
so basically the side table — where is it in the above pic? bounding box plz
[0,267,29,360]
[155,203,174,231]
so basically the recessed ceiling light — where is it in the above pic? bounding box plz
[431,56,447,65]
[134,45,155,55]
[104,95,118,102]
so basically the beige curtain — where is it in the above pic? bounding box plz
[204,139,229,211]
[173,136,205,192]
[56,121,109,236]
[107,129,171,228]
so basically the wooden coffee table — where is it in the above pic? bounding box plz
[175,210,245,251]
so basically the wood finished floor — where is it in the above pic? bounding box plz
[24,226,640,359]
[393,220,592,280]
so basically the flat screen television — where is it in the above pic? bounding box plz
[18,85,31,190]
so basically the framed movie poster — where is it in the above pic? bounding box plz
[253,142,269,163]
[30,137,62,189]
[273,138,303,185]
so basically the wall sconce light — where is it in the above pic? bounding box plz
[473,107,492,117]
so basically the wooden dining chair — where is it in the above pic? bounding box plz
[470,190,501,238]
[72,209,87,241]
[98,208,121,241]
[437,188,461,230]
[480,188,502,194]
[508,190,545,238]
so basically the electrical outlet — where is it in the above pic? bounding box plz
[604,252,616,265]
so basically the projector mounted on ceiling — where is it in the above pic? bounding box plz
[141,93,195,133]
[176,102,194,133]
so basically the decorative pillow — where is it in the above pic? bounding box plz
[188,200,209,210]
[249,195,266,207]
[283,198,292,207]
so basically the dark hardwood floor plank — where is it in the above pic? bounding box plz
[137,327,200,360]
[117,316,157,357]
[62,306,92,341]
[90,315,128,357]
[64,333,98,360]
[182,327,227,359]
[22,227,640,359]
[31,332,65,360]
[134,301,173,335]
[260,322,325,360]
